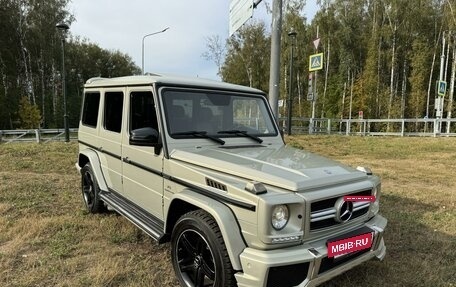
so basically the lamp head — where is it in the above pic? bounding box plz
[56,23,70,31]
[288,30,297,38]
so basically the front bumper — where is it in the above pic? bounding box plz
[235,214,387,287]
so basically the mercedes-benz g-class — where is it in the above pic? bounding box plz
[76,74,387,287]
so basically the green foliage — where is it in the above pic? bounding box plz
[216,0,456,122]
[408,39,431,118]
[221,20,270,91]
[18,96,41,129]
[0,0,140,130]
[282,1,310,118]
[64,38,141,127]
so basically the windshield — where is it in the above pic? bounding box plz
[162,89,278,139]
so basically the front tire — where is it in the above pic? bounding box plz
[81,163,106,213]
[171,210,236,287]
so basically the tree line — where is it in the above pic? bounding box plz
[206,0,456,124]
[0,0,139,130]
[3,0,455,130]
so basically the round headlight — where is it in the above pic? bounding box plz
[271,205,289,230]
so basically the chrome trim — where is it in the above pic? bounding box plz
[310,201,371,223]
[353,201,370,211]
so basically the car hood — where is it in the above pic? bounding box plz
[169,144,367,191]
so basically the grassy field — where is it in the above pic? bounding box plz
[0,136,455,287]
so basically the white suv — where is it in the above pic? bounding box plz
[76,74,387,287]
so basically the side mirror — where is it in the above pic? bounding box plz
[130,127,161,148]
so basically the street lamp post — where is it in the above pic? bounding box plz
[56,22,70,142]
[287,29,297,135]
[141,27,169,74]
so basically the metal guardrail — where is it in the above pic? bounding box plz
[0,128,78,144]
[1,118,455,144]
[279,118,456,137]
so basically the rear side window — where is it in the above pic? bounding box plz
[104,92,124,133]
[81,92,100,127]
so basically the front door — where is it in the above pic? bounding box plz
[121,88,164,220]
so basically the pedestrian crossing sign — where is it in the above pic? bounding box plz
[438,80,447,96]
[309,53,323,71]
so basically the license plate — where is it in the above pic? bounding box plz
[327,232,373,258]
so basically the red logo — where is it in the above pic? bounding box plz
[343,195,376,202]
[327,233,372,258]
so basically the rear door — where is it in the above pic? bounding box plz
[98,89,125,194]
[121,87,165,220]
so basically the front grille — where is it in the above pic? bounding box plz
[310,190,371,231]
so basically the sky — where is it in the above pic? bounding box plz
[68,0,318,81]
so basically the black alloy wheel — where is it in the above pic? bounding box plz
[171,210,236,287]
[176,229,216,286]
[81,163,105,213]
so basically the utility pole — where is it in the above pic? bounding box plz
[447,34,455,134]
[436,32,446,135]
[309,26,320,134]
[268,0,282,122]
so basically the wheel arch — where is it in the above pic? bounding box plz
[77,149,109,192]
[165,189,246,271]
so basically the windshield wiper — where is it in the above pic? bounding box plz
[171,131,225,145]
[217,130,263,143]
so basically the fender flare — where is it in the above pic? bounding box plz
[168,189,247,271]
[77,149,109,192]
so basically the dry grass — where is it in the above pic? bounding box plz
[0,143,175,287]
[0,137,455,286]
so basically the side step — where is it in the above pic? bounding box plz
[100,190,169,243]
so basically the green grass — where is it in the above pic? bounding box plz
[0,137,455,286]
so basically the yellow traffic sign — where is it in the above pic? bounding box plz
[309,53,323,71]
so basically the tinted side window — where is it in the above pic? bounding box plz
[130,91,157,131]
[81,92,100,127]
[104,92,124,133]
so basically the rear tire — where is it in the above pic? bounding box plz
[81,163,106,213]
[171,210,236,287]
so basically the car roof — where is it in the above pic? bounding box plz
[84,73,264,94]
